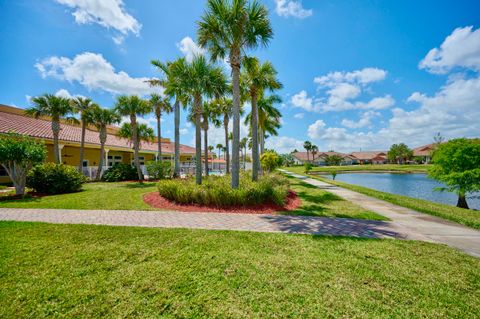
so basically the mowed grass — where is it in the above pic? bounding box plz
[0,182,158,210]
[287,164,431,174]
[283,175,387,220]
[1,221,479,318]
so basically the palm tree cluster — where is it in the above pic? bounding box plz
[303,141,319,163]
[27,0,282,189]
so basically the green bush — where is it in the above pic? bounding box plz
[102,164,140,182]
[261,151,282,172]
[27,163,86,194]
[146,161,172,180]
[304,163,313,174]
[158,173,289,207]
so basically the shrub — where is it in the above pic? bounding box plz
[158,173,289,207]
[304,163,313,174]
[146,161,172,180]
[102,163,140,182]
[27,163,86,194]
[261,151,282,172]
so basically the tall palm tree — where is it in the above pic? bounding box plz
[242,57,282,180]
[86,105,120,180]
[118,123,155,146]
[26,94,76,164]
[216,143,224,160]
[151,58,189,177]
[114,95,152,181]
[311,145,318,163]
[149,94,172,162]
[258,95,282,155]
[198,0,273,188]
[212,97,233,174]
[70,97,95,171]
[201,100,221,176]
[304,141,312,163]
[183,55,226,185]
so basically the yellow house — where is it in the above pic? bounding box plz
[0,104,196,182]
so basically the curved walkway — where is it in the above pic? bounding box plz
[281,170,480,257]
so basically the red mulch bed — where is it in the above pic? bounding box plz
[143,190,301,214]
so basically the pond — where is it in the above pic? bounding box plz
[326,173,480,210]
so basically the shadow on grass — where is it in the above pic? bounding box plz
[122,182,157,189]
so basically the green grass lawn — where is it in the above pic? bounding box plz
[283,175,387,220]
[0,179,386,220]
[0,221,479,318]
[287,164,431,174]
[289,171,480,230]
[0,182,158,210]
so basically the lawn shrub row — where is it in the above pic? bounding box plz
[157,173,289,207]
[27,163,86,194]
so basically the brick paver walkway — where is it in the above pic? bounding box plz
[0,208,412,239]
[281,170,480,257]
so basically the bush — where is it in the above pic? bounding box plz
[102,163,140,182]
[304,163,313,174]
[27,163,86,194]
[146,161,172,180]
[261,151,282,172]
[158,173,289,207]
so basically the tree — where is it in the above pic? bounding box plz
[216,143,224,161]
[118,123,155,145]
[388,143,413,164]
[260,151,281,173]
[201,100,222,176]
[311,145,318,162]
[115,95,152,181]
[198,0,273,188]
[279,153,295,167]
[257,94,281,156]
[240,137,248,170]
[26,94,76,164]
[212,97,233,173]
[428,138,480,209]
[0,133,46,195]
[325,154,343,166]
[70,97,95,172]
[182,55,226,185]
[151,58,189,178]
[85,106,120,180]
[303,141,312,163]
[242,57,282,181]
[149,94,172,163]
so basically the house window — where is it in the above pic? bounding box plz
[82,160,89,167]
[0,166,7,176]
[132,156,145,166]
[107,155,123,166]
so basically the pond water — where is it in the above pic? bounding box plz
[326,173,480,210]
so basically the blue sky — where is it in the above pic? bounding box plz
[1,0,479,153]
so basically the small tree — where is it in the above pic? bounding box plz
[260,151,281,173]
[325,154,343,166]
[388,143,413,164]
[428,138,480,209]
[0,133,46,195]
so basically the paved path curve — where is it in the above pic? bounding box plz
[281,170,480,257]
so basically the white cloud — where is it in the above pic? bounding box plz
[341,111,380,129]
[54,89,74,99]
[307,120,326,139]
[35,52,162,97]
[293,112,304,119]
[265,136,304,154]
[180,128,189,135]
[176,36,206,62]
[419,26,480,74]
[292,68,391,113]
[275,0,313,19]
[55,0,141,43]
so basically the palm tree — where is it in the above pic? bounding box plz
[149,94,172,162]
[212,97,233,174]
[26,94,76,164]
[304,141,312,163]
[198,0,273,188]
[240,137,248,170]
[216,143,224,161]
[86,105,120,180]
[242,57,282,180]
[151,58,189,177]
[118,123,155,146]
[311,145,318,163]
[70,97,95,171]
[201,100,221,176]
[208,145,215,171]
[114,95,152,181]
[183,55,226,185]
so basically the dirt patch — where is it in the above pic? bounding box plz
[143,190,301,214]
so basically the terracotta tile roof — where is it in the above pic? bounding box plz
[0,109,196,155]
[292,151,353,161]
[349,151,387,160]
[413,143,436,157]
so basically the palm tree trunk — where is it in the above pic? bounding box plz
[194,97,203,185]
[79,120,86,171]
[457,193,469,209]
[224,115,230,174]
[96,127,107,180]
[157,112,162,163]
[231,53,241,188]
[251,91,259,181]
[174,100,180,177]
[131,116,143,181]
[260,129,265,155]
[204,124,209,177]
[52,117,60,164]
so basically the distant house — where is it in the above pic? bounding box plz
[349,151,387,164]
[291,151,355,166]
[413,143,436,163]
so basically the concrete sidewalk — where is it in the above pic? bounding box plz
[281,169,480,257]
